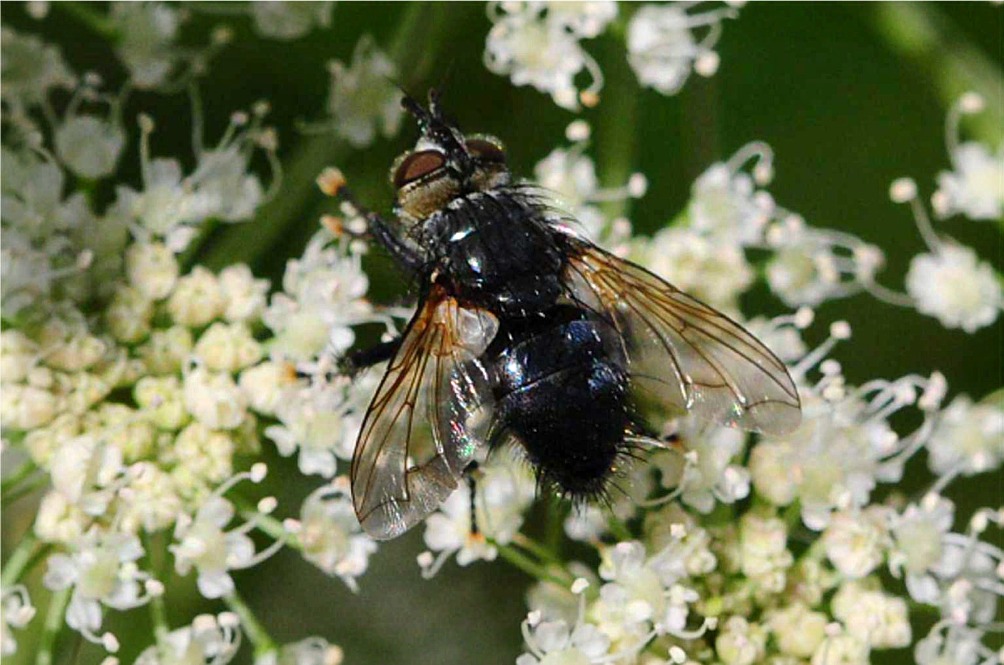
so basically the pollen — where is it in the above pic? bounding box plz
[317,167,347,197]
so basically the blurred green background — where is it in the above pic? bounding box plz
[2,2,1001,663]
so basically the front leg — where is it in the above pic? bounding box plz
[338,337,403,378]
[318,168,425,274]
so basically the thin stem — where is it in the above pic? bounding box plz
[241,508,296,548]
[143,533,170,647]
[1,459,40,498]
[606,513,633,542]
[58,2,117,40]
[1,531,41,588]
[492,541,574,590]
[870,4,1004,146]
[595,19,641,224]
[2,474,50,507]
[224,589,277,660]
[511,533,562,567]
[36,587,71,665]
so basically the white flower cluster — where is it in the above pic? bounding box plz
[485,2,616,110]
[532,119,646,247]
[484,2,740,109]
[308,35,403,148]
[0,15,372,662]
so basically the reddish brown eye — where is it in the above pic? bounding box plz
[466,139,506,164]
[393,150,446,188]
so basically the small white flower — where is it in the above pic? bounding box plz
[105,286,155,343]
[219,264,269,322]
[266,382,351,478]
[264,232,372,361]
[517,612,611,665]
[239,360,296,416]
[738,513,793,592]
[640,227,753,311]
[109,3,183,89]
[170,422,235,493]
[117,463,184,533]
[297,480,377,591]
[767,603,828,658]
[485,3,606,110]
[421,455,536,573]
[688,145,777,246]
[125,242,179,300]
[0,27,74,110]
[914,623,989,665]
[134,613,242,665]
[766,219,882,308]
[43,529,154,649]
[193,322,262,373]
[34,490,89,544]
[134,375,190,430]
[54,114,125,180]
[927,394,1004,476]
[811,630,869,665]
[822,508,890,580]
[49,434,124,516]
[934,142,1003,220]
[0,383,59,430]
[273,636,345,665]
[715,616,766,665]
[171,477,283,599]
[324,36,402,147]
[905,244,1001,333]
[889,494,954,578]
[1,586,37,656]
[138,327,194,376]
[832,581,912,649]
[653,423,748,513]
[627,4,735,96]
[168,267,226,328]
[183,367,248,430]
[250,1,333,41]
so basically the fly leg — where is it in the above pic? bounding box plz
[318,168,425,274]
[464,461,483,537]
[338,337,402,377]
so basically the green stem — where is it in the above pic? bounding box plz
[606,513,633,542]
[492,541,573,590]
[241,508,296,548]
[595,23,642,224]
[35,588,71,665]
[2,474,49,507]
[143,533,170,647]
[1,531,41,588]
[58,2,117,40]
[224,589,277,660]
[199,3,473,270]
[1,459,41,501]
[870,3,1004,145]
[511,533,563,567]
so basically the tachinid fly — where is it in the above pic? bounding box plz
[328,90,801,541]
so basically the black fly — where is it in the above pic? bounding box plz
[330,90,801,541]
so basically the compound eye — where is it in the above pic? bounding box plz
[393,150,446,188]
[466,138,506,164]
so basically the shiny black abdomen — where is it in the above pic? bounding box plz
[425,187,630,498]
[488,307,630,498]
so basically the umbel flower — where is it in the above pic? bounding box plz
[1,5,1001,664]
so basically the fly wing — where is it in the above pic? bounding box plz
[350,286,499,540]
[563,241,801,436]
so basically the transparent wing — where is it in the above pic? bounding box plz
[350,287,499,540]
[563,242,801,436]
